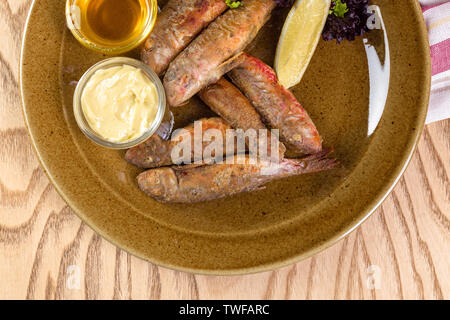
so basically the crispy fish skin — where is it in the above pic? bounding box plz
[229,53,322,155]
[137,150,338,203]
[199,78,267,132]
[141,0,227,75]
[199,77,286,158]
[125,118,232,168]
[164,0,276,106]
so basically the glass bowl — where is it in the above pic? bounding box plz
[65,0,158,54]
[73,57,167,149]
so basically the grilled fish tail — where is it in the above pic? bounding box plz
[282,148,339,176]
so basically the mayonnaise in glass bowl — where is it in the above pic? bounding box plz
[73,57,167,149]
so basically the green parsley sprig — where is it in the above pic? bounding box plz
[225,0,242,9]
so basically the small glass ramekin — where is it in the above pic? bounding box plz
[65,0,158,55]
[73,57,167,149]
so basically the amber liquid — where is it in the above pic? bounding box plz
[77,0,149,45]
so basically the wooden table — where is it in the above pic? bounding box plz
[1,0,448,300]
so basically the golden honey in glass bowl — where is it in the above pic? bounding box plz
[66,0,157,54]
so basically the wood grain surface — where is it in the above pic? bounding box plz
[0,0,448,300]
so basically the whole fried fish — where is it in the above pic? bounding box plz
[137,150,338,203]
[229,53,322,155]
[141,0,227,75]
[199,77,286,158]
[125,118,233,168]
[164,0,276,106]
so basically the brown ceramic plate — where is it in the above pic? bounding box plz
[20,0,430,275]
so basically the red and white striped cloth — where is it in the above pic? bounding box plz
[420,0,450,123]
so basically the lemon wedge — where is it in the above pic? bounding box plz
[275,0,331,89]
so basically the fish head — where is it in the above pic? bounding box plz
[137,168,179,201]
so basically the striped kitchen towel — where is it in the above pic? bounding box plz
[420,0,450,123]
